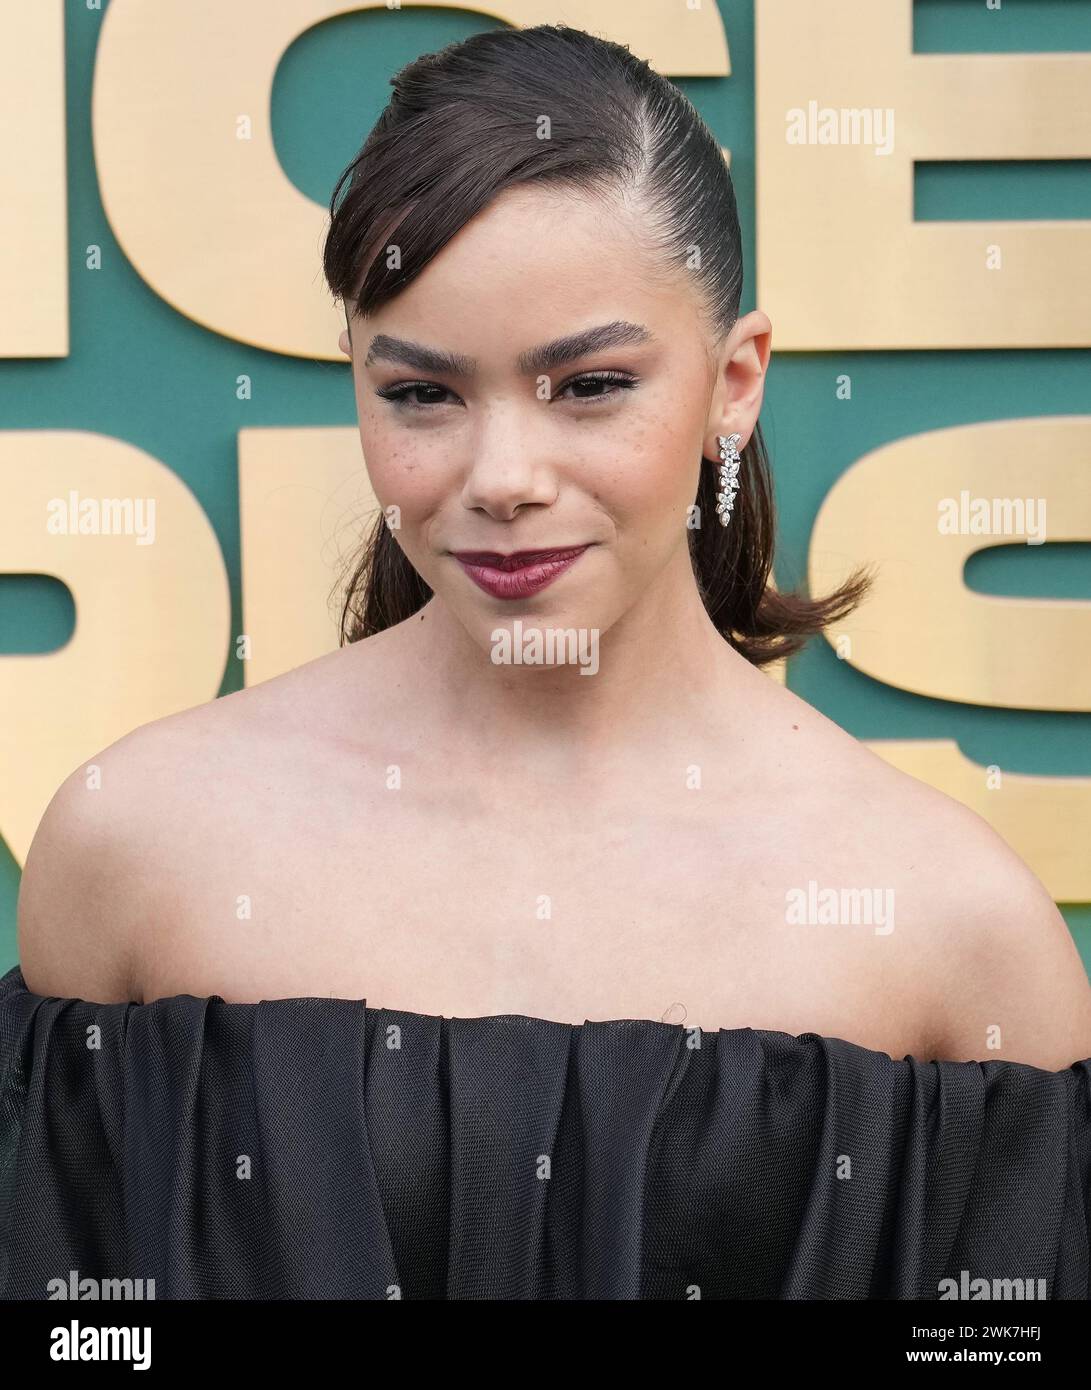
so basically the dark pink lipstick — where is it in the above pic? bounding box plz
[451,545,589,600]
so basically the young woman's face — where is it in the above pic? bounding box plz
[340,185,765,658]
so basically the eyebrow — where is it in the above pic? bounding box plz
[362,320,654,376]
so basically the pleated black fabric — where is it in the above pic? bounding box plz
[1,964,1089,1300]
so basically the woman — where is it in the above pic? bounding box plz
[3,23,1090,1301]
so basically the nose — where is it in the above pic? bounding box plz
[460,402,559,520]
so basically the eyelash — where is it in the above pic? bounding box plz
[373,371,638,411]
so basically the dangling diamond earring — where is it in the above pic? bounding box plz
[715,433,743,525]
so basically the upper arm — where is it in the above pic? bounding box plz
[17,749,150,1005]
[929,805,1091,1070]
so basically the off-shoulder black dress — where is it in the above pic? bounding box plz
[1,965,1088,1300]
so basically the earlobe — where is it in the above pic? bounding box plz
[338,329,351,359]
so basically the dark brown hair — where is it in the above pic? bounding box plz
[322,23,870,665]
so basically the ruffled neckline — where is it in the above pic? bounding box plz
[3,964,1085,1073]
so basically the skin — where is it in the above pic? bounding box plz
[17,185,1091,1068]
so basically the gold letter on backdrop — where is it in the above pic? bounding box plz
[0,1,66,357]
[93,0,728,358]
[858,741,1090,903]
[238,426,376,685]
[0,434,230,864]
[756,0,1091,347]
[810,416,1091,899]
[810,417,1091,711]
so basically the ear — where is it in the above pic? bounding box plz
[703,309,772,459]
[338,329,351,359]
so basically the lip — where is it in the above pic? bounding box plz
[451,545,590,600]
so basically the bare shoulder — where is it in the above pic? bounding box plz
[16,717,183,1005]
[797,704,1091,1069]
[16,642,371,1005]
[907,787,1091,1070]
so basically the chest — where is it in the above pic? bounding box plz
[146,777,932,1050]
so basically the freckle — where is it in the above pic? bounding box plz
[791,724,798,731]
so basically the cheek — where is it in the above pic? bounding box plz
[590,420,699,523]
[354,385,446,518]
[362,434,450,524]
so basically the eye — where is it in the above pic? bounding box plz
[373,381,459,410]
[373,370,639,412]
[554,371,638,405]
